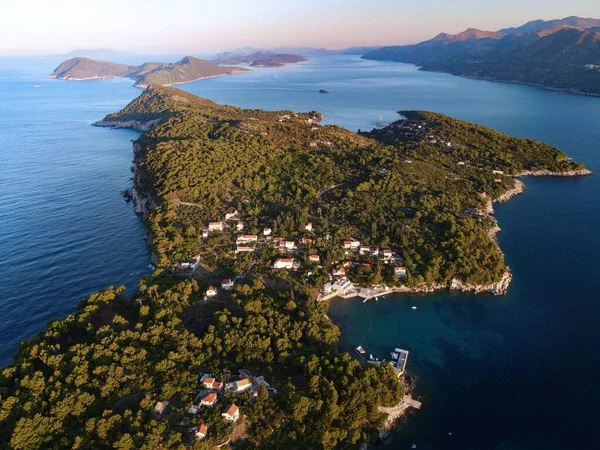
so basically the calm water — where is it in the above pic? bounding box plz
[1,55,599,449]
[0,58,151,364]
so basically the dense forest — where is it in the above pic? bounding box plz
[105,86,584,286]
[0,279,403,449]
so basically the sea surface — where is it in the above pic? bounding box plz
[1,55,599,449]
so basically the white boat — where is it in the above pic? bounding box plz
[391,352,399,360]
[355,346,366,355]
[34,85,41,88]
[369,354,374,360]
[412,306,417,310]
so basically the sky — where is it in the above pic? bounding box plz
[2,0,600,55]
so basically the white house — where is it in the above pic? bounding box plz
[332,267,346,278]
[201,229,209,240]
[225,211,238,220]
[263,227,272,236]
[206,286,218,298]
[273,258,295,269]
[222,404,240,422]
[236,235,258,244]
[284,240,296,250]
[235,221,244,231]
[208,222,224,232]
[201,393,217,407]
[236,246,254,253]
[195,423,208,440]
[381,249,393,260]
[309,254,320,263]
[305,223,313,232]
[350,241,361,249]
[359,245,370,255]
[394,266,407,278]
[343,240,352,249]
[203,377,216,389]
[235,378,252,392]
[221,279,234,290]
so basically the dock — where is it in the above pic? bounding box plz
[391,348,409,375]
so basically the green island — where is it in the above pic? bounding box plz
[50,56,250,88]
[0,86,590,449]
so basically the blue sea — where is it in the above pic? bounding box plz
[1,55,599,449]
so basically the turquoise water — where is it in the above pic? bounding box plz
[1,55,599,448]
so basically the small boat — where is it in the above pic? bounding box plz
[376,114,386,128]
[319,88,329,94]
[412,306,417,310]
[34,85,41,88]
[355,346,366,355]
[369,353,374,360]
[391,352,399,360]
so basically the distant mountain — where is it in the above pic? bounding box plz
[50,56,250,87]
[499,16,600,34]
[49,48,130,59]
[212,51,306,67]
[363,17,600,96]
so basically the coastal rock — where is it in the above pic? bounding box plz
[514,168,592,177]
[93,118,162,133]
[450,267,512,296]
[494,179,525,204]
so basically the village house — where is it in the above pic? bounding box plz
[234,221,244,231]
[234,378,252,392]
[236,234,258,244]
[187,405,198,415]
[221,279,234,290]
[273,258,295,269]
[236,245,254,253]
[350,241,361,249]
[195,423,208,440]
[263,227,272,236]
[343,240,352,249]
[203,377,216,389]
[208,221,224,232]
[206,286,218,298]
[309,254,320,263]
[201,229,209,240]
[153,400,169,417]
[371,247,379,256]
[332,267,346,279]
[305,223,313,232]
[359,245,370,255]
[284,240,296,251]
[394,266,408,278]
[212,381,223,390]
[225,211,238,220]
[381,248,393,260]
[222,404,240,422]
[301,237,313,245]
[201,393,218,407]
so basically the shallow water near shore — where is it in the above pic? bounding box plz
[1,55,599,449]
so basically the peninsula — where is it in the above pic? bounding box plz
[0,87,589,449]
[363,16,600,96]
[50,55,250,88]
[212,51,307,67]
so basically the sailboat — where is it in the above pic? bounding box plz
[376,114,385,128]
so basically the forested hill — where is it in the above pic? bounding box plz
[102,86,585,285]
[50,56,250,88]
[362,17,600,96]
[212,51,307,67]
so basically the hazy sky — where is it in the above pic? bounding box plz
[2,0,600,55]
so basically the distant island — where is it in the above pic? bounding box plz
[50,55,250,88]
[363,16,600,96]
[212,51,306,67]
[47,48,130,59]
[0,85,590,449]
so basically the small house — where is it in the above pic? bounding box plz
[195,423,208,440]
[212,381,223,390]
[235,221,244,231]
[309,254,320,263]
[350,241,361,249]
[201,393,217,407]
[343,240,352,249]
[381,249,393,260]
[221,279,234,290]
[305,223,313,232]
[273,258,294,269]
[154,400,169,416]
[201,229,209,240]
[225,211,238,220]
[236,246,254,253]
[236,234,258,244]
[235,378,252,392]
[206,286,218,298]
[284,240,296,250]
[203,378,216,389]
[222,404,240,422]
[208,222,224,232]
[263,227,272,236]
[394,266,408,278]
[359,245,370,255]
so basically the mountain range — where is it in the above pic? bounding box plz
[363,16,600,96]
[50,56,249,88]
